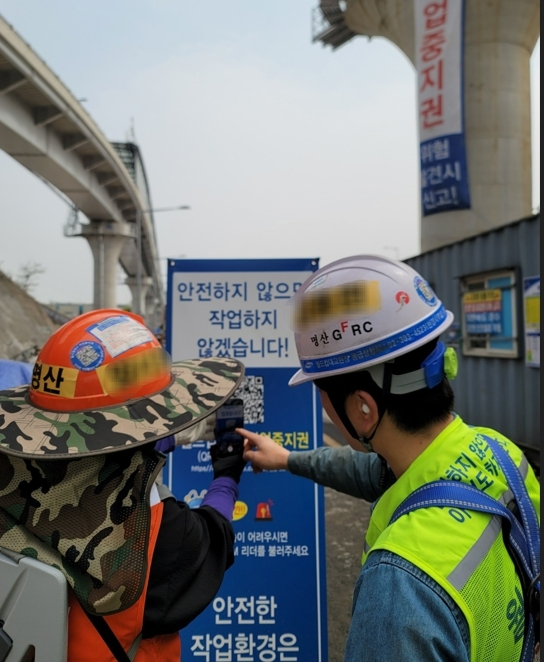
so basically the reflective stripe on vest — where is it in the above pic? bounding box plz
[447,461,527,592]
[67,501,181,662]
[362,416,540,662]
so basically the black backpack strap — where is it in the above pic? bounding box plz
[84,611,140,662]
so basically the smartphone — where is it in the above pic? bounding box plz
[214,398,245,457]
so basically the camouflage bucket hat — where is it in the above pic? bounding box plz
[0,358,244,459]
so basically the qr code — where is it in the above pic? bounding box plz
[234,375,264,424]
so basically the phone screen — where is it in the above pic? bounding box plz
[215,398,245,456]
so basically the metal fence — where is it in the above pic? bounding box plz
[406,214,540,453]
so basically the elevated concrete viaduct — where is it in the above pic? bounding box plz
[0,15,163,326]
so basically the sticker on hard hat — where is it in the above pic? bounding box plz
[414,277,437,307]
[31,362,78,398]
[87,315,154,358]
[294,280,381,329]
[97,347,171,396]
[70,341,105,372]
[308,320,373,348]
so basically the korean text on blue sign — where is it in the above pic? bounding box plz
[165,258,328,662]
[416,0,471,214]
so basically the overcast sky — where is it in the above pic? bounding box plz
[0,2,540,306]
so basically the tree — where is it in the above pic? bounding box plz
[14,262,46,294]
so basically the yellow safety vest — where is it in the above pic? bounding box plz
[362,416,540,662]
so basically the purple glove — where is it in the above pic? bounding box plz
[155,435,176,454]
[201,476,239,521]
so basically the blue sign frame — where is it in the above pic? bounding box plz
[165,258,328,662]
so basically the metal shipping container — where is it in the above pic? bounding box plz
[405,214,540,457]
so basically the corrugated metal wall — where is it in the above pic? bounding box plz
[406,215,540,451]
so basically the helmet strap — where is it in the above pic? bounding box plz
[321,381,361,444]
[358,409,383,451]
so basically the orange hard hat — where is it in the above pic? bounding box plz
[29,309,171,412]
[1,309,244,459]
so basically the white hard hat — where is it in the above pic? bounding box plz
[289,255,454,387]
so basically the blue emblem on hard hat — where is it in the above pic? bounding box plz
[70,341,105,371]
[414,277,437,307]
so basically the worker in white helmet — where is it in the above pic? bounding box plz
[240,255,540,662]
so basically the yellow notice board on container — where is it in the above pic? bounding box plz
[523,276,540,368]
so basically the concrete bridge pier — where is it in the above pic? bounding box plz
[144,294,163,333]
[343,0,540,251]
[125,276,154,319]
[81,221,133,310]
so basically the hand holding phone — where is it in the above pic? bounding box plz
[214,398,245,458]
[211,398,247,482]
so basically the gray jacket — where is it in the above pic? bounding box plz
[287,446,395,502]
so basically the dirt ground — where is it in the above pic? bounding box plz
[324,484,371,662]
[322,420,372,662]
[325,488,369,662]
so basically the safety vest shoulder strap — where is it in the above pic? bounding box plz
[68,499,181,662]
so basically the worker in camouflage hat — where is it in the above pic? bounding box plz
[0,309,247,662]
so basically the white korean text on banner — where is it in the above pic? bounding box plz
[416,0,471,214]
[165,258,328,662]
[523,276,540,368]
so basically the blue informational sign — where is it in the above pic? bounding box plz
[462,289,503,336]
[165,258,328,662]
[420,133,471,214]
[415,0,471,214]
